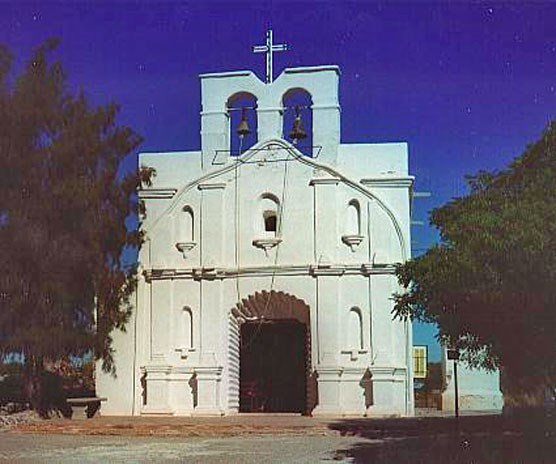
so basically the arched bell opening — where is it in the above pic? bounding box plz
[227,92,258,156]
[282,88,313,156]
[228,290,316,415]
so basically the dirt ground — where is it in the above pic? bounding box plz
[13,414,335,437]
[2,411,555,463]
[0,432,367,463]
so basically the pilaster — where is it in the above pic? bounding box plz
[140,365,173,415]
[311,177,340,264]
[198,182,226,267]
[192,363,224,416]
[312,365,343,416]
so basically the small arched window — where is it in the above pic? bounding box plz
[259,194,280,237]
[264,210,277,233]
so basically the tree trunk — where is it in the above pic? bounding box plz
[23,355,47,417]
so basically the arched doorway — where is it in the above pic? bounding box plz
[229,290,315,414]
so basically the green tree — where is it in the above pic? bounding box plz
[0,39,153,415]
[394,122,556,408]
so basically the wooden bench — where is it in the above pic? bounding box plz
[66,397,107,420]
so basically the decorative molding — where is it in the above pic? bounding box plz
[140,364,172,376]
[309,264,345,276]
[192,267,226,281]
[252,237,282,256]
[341,349,368,362]
[194,366,223,379]
[341,234,364,252]
[143,263,397,281]
[257,107,284,113]
[310,104,341,111]
[199,110,228,117]
[175,347,196,360]
[138,188,178,199]
[140,364,194,376]
[197,182,227,191]
[144,137,409,263]
[360,177,414,189]
[361,263,397,276]
[175,241,196,259]
[309,177,341,186]
[369,366,408,380]
[315,366,343,376]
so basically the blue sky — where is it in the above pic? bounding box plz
[2,1,555,361]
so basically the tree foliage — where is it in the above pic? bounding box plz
[394,122,556,402]
[0,39,153,411]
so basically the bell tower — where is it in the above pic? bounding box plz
[199,31,341,168]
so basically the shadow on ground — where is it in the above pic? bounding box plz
[329,414,556,463]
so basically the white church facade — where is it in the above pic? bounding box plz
[98,55,415,416]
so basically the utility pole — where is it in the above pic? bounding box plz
[447,348,460,418]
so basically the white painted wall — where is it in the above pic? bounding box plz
[97,65,415,417]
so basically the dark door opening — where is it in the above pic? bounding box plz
[239,320,306,413]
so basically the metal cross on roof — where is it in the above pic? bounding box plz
[252,29,288,84]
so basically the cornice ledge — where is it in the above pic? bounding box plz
[169,365,196,375]
[197,182,227,191]
[144,268,190,281]
[361,263,397,275]
[192,267,226,280]
[369,366,408,378]
[138,188,178,199]
[309,177,341,186]
[143,264,401,280]
[140,364,173,375]
[315,366,343,375]
[360,177,415,188]
[310,264,346,276]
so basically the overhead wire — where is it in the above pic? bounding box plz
[238,142,292,350]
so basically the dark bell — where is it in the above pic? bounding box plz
[236,107,251,137]
[289,105,307,142]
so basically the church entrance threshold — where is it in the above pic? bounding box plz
[239,320,306,413]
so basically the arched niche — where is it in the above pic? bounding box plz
[179,206,194,242]
[175,306,194,358]
[346,199,361,236]
[282,88,313,156]
[227,91,258,156]
[174,205,196,259]
[347,307,364,351]
[342,199,364,252]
